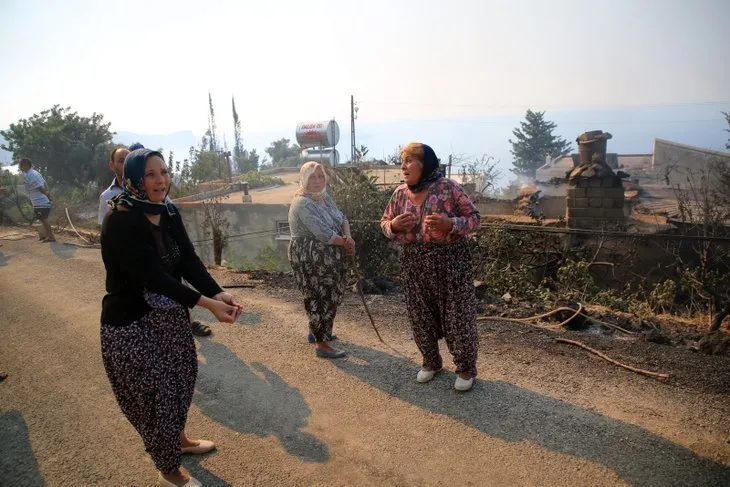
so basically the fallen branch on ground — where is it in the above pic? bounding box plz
[65,208,93,245]
[0,233,31,240]
[580,314,636,336]
[477,306,636,336]
[61,241,100,248]
[555,338,670,379]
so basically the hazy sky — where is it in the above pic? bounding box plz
[1,0,729,139]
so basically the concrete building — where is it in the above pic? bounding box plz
[537,138,729,188]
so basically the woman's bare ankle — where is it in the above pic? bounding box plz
[180,430,198,448]
[317,342,335,352]
[161,468,190,483]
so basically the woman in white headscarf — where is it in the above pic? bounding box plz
[288,162,355,358]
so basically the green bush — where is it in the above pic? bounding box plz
[471,223,553,301]
[328,168,398,278]
[648,279,677,314]
[227,246,286,273]
[238,171,285,189]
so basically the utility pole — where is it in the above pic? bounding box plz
[350,95,357,164]
[448,154,452,179]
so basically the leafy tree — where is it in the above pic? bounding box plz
[168,151,177,173]
[457,154,501,197]
[186,131,225,185]
[190,148,222,184]
[232,96,243,160]
[207,92,218,153]
[172,151,196,197]
[723,111,730,150]
[0,105,114,188]
[509,109,572,179]
[230,95,260,173]
[265,138,301,167]
[235,148,260,174]
[0,169,33,224]
[258,156,272,170]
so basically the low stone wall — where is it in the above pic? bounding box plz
[475,199,514,216]
[179,203,291,270]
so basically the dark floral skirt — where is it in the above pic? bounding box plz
[288,237,347,342]
[101,292,196,473]
[401,239,479,376]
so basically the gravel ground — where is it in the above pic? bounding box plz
[1,228,728,486]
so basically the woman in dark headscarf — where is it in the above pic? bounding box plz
[100,149,242,486]
[381,143,481,392]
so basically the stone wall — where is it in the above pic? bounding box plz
[566,176,625,229]
[179,202,291,270]
[540,196,568,219]
[475,199,515,216]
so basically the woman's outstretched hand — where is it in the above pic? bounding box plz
[213,292,243,321]
[198,294,243,323]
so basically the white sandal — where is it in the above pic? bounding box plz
[416,368,441,383]
[181,439,216,455]
[454,376,474,391]
[158,472,203,486]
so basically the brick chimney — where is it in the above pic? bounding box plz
[566,131,625,230]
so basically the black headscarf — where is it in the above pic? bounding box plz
[408,143,444,193]
[108,148,177,216]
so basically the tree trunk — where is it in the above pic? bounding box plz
[710,303,730,332]
[213,233,223,266]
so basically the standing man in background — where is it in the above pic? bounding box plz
[18,158,55,242]
[98,143,146,225]
[98,146,130,225]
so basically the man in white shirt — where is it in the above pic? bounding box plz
[18,158,55,242]
[98,146,129,225]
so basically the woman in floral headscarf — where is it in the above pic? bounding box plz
[100,149,242,486]
[381,143,481,392]
[288,161,355,359]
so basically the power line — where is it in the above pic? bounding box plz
[358,99,730,110]
[191,228,277,245]
[191,222,730,244]
[354,116,726,126]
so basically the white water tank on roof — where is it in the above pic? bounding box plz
[301,148,340,166]
[295,120,340,149]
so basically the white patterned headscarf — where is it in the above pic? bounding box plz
[295,161,327,202]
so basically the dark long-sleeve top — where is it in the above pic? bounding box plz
[100,209,223,326]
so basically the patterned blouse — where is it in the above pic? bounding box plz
[289,193,348,244]
[381,178,481,244]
